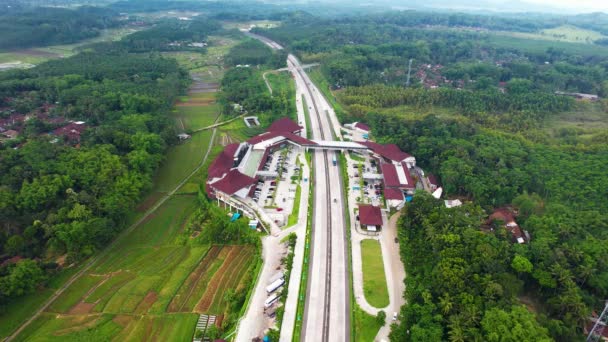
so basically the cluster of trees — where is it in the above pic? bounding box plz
[0,6,119,50]
[116,18,221,52]
[347,105,608,341]
[0,48,189,307]
[189,191,260,246]
[340,84,572,131]
[391,193,554,341]
[225,39,286,69]
[218,67,293,126]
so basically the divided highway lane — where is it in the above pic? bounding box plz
[289,55,350,342]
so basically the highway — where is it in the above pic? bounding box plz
[288,55,350,342]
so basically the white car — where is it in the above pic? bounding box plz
[392,312,398,321]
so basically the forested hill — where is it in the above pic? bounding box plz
[0,6,120,50]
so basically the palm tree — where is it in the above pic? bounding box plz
[439,293,454,315]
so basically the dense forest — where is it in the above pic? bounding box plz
[259,10,608,341]
[0,6,119,50]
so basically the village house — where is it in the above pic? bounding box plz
[487,208,530,244]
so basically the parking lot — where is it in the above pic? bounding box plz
[251,145,302,227]
[348,152,383,207]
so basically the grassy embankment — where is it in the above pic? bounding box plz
[360,240,390,308]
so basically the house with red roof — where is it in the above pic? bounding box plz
[487,208,528,244]
[384,188,405,208]
[358,204,383,231]
[353,122,370,133]
[357,140,416,168]
[267,117,302,135]
[427,174,440,191]
[52,121,87,144]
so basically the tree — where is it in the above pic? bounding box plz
[205,325,220,340]
[0,259,45,299]
[511,255,533,274]
[481,306,551,342]
[377,310,387,325]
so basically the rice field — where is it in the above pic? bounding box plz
[17,194,257,341]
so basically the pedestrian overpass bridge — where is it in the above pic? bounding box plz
[306,140,368,151]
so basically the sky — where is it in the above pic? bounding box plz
[522,0,607,12]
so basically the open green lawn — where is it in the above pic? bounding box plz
[164,35,240,81]
[487,33,608,57]
[354,305,383,342]
[545,102,608,132]
[174,94,220,131]
[360,239,389,308]
[266,71,295,95]
[491,25,606,45]
[540,25,606,43]
[152,130,213,192]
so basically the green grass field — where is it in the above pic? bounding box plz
[0,27,140,66]
[354,305,383,342]
[152,130,213,193]
[540,25,606,43]
[174,93,220,131]
[163,35,240,81]
[487,33,608,57]
[15,312,198,342]
[492,25,606,45]
[360,239,389,308]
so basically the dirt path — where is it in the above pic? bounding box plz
[6,122,220,342]
[191,114,245,133]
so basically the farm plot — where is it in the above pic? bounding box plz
[195,246,256,314]
[21,196,207,340]
[15,312,198,342]
[174,93,220,131]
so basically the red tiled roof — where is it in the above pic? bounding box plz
[401,162,415,189]
[510,225,524,240]
[428,174,440,186]
[354,122,370,132]
[267,117,302,133]
[380,163,415,189]
[357,141,412,162]
[381,163,400,187]
[53,122,87,142]
[384,188,404,200]
[209,169,256,195]
[585,322,608,338]
[246,131,315,147]
[488,208,516,225]
[208,143,239,180]
[358,205,383,226]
